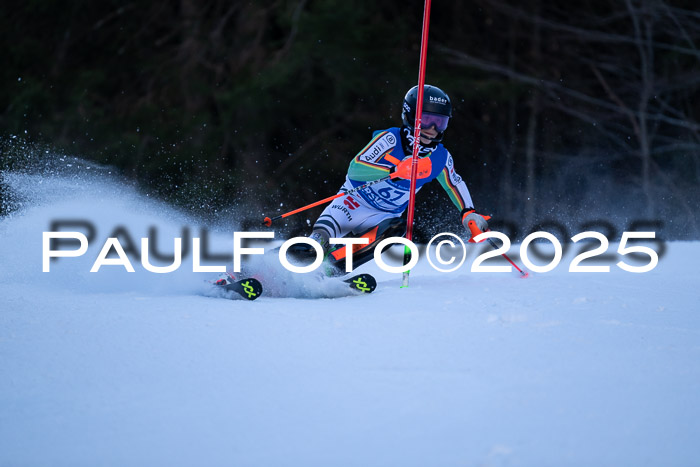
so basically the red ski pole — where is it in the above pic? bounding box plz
[402,0,433,288]
[466,219,529,278]
[486,238,529,278]
[263,176,392,227]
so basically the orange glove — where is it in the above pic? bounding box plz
[462,210,491,242]
[392,157,432,180]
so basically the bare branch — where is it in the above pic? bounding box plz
[590,64,641,138]
[478,0,700,61]
[271,0,308,66]
[436,44,700,133]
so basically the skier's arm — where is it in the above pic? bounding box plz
[347,131,397,182]
[435,151,475,215]
[436,152,489,239]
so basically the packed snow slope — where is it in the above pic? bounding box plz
[1,165,699,466]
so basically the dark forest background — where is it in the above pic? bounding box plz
[1,0,699,240]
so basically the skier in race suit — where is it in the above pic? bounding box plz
[303,84,490,275]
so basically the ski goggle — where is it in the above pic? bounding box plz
[421,112,450,132]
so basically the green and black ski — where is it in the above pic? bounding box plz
[214,276,263,301]
[343,273,377,294]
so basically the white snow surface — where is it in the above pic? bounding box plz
[1,169,699,466]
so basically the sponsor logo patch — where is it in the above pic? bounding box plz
[358,133,397,163]
[445,154,462,184]
[331,204,353,221]
[429,96,448,105]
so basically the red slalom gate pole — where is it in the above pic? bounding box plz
[402,0,432,288]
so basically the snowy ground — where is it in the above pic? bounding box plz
[1,168,699,466]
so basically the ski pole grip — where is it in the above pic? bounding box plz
[263,217,272,227]
[466,214,492,242]
[467,220,487,243]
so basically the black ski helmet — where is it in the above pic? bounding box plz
[401,84,452,143]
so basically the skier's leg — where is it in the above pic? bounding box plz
[287,191,373,262]
[291,183,403,275]
[326,216,407,274]
[311,197,367,250]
